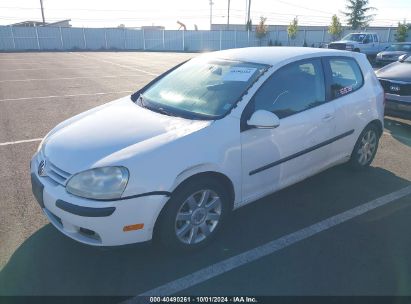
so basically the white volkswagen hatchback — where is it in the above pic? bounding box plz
[31,47,384,249]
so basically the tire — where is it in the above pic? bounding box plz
[349,124,379,169]
[155,178,230,251]
[354,48,361,52]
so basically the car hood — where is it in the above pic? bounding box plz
[376,61,411,82]
[331,40,354,44]
[378,51,407,56]
[43,96,211,174]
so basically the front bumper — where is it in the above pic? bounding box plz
[385,93,411,117]
[30,154,169,246]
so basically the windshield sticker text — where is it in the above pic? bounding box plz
[223,67,257,82]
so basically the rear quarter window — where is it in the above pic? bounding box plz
[328,58,364,100]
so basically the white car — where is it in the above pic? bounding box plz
[31,47,384,249]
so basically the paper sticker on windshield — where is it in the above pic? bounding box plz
[223,67,256,82]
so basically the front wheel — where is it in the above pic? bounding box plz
[156,179,230,250]
[350,125,379,169]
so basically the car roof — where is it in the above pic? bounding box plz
[200,47,354,66]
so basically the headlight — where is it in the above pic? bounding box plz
[346,44,354,51]
[66,166,129,200]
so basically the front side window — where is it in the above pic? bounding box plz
[252,59,326,119]
[365,34,373,43]
[328,58,363,99]
[140,58,268,119]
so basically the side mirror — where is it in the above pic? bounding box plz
[247,110,280,129]
[362,38,369,44]
[398,54,408,62]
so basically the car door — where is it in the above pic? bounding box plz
[323,57,366,162]
[240,58,336,205]
[361,34,374,54]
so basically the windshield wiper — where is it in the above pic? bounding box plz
[152,106,177,117]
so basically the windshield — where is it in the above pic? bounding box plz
[140,58,269,119]
[386,44,411,52]
[342,34,366,42]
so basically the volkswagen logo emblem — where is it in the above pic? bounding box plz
[390,85,400,92]
[38,160,47,177]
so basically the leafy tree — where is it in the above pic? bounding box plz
[343,0,376,30]
[256,16,268,45]
[395,20,409,42]
[328,15,343,40]
[287,17,298,45]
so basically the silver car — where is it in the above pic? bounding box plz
[376,43,411,65]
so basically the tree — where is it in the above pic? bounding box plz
[255,16,268,46]
[395,20,409,42]
[287,17,298,45]
[328,15,343,40]
[343,0,376,30]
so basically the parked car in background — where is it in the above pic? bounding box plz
[375,42,411,65]
[376,54,411,118]
[328,33,389,56]
[31,47,384,250]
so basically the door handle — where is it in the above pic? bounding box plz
[322,114,334,121]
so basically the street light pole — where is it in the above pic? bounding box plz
[247,0,251,25]
[227,0,230,30]
[209,0,214,30]
[40,0,46,25]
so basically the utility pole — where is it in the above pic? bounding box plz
[247,0,251,25]
[227,0,231,30]
[209,0,214,30]
[39,0,46,25]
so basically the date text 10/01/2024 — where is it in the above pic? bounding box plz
[149,297,258,303]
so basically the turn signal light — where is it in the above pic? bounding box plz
[123,223,144,232]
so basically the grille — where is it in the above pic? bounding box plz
[37,151,71,185]
[379,79,411,96]
[46,160,71,185]
[328,43,346,50]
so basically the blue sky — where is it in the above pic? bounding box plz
[0,0,410,29]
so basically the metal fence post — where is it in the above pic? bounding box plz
[182,30,185,51]
[59,26,64,49]
[387,28,391,42]
[35,26,40,50]
[104,28,108,49]
[162,29,165,49]
[219,30,222,50]
[247,30,250,46]
[82,27,87,48]
[10,26,16,49]
[143,29,146,50]
[322,29,326,45]
[124,28,127,50]
[234,30,237,48]
[276,27,279,43]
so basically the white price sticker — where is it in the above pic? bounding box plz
[223,67,256,82]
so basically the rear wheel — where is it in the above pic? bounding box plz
[156,179,230,250]
[350,125,379,169]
